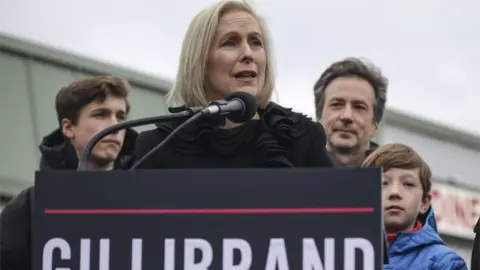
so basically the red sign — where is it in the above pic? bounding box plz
[431,182,480,239]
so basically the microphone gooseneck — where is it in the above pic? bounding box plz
[128,111,206,170]
[78,91,258,171]
[77,107,203,171]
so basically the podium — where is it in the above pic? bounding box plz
[33,168,383,270]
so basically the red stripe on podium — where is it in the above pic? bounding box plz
[44,207,374,215]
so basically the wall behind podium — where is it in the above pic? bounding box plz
[0,33,172,195]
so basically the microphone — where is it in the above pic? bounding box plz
[129,91,258,169]
[77,106,204,171]
[202,91,257,123]
[77,91,258,171]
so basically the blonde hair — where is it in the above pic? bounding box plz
[166,0,276,108]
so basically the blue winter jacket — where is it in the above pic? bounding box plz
[384,207,468,270]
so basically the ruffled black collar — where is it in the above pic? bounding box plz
[156,102,312,167]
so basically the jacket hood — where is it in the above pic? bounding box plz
[38,128,138,170]
[388,207,444,255]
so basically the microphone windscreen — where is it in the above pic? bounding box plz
[226,91,257,123]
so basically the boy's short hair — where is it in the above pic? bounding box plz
[362,143,432,199]
[55,75,131,125]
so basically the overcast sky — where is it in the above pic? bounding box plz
[1,0,479,135]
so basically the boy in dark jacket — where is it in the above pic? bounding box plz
[362,143,467,270]
[0,76,137,270]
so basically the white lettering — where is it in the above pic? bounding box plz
[164,238,175,270]
[184,238,213,269]
[42,238,71,270]
[41,237,376,269]
[79,239,110,270]
[344,238,374,270]
[99,239,110,270]
[223,238,252,269]
[302,238,334,270]
[265,238,289,270]
[80,239,90,270]
[131,239,143,270]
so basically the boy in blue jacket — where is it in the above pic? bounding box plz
[362,143,467,270]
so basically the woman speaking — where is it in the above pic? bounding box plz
[134,0,332,169]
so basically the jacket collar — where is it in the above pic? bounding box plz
[38,128,138,170]
[328,141,379,167]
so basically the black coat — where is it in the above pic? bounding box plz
[134,102,333,169]
[0,128,137,270]
[471,220,480,270]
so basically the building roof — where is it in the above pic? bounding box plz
[384,108,480,152]
[0,33,171,94]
